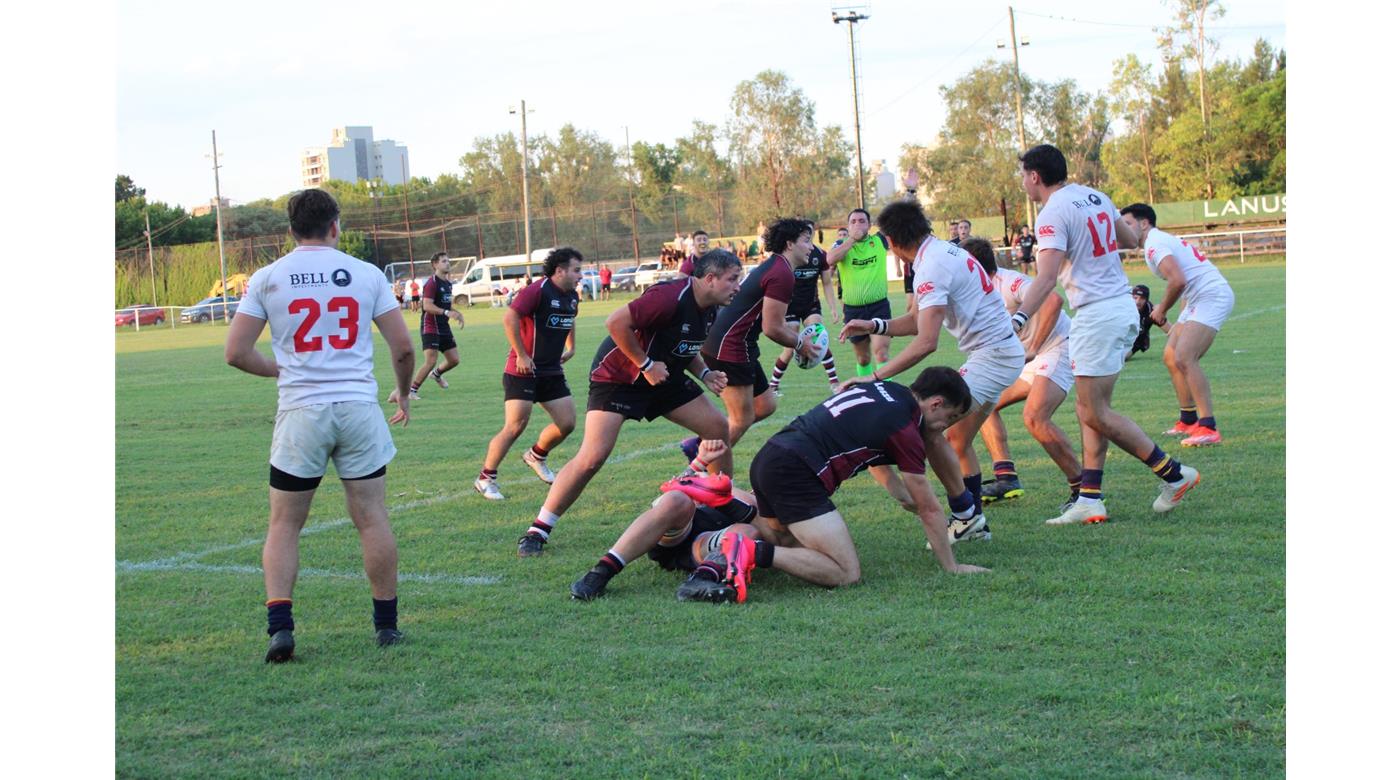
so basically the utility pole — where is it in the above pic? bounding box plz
[1001,7,1035,228]
[399,157,414,278]
[833,9,870,210]
[209,130,229,321]
[510,100,533,261]
[144,209,158,307]
[368,179,382,263]
[624,125,640,261]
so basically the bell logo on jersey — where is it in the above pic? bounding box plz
[332,269,352,287]
[916,281,934,296]
[1088,193,1102,205]
[1038,226,1056,237]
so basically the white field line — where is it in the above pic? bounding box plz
[1225,303,1284,321]
[116,435,706,581]
[114,559,500,586]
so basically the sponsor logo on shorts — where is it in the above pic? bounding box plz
[916,281,934,296]
[1038,226,1056,237]
[332,269,351,287]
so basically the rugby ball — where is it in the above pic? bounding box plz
[796,323,829,369]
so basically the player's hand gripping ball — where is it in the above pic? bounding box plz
[796,323,829,369]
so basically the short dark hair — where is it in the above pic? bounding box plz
[429,251,450,265]
[848,208,871,222]
[287,189,340,240]
[961,238,998,276]
[1018,144,1068,186]
[958,219,972,229]
[1120,203,1157,226]
[876,200,931,250]
[763,218,810,255]
[693,248,742,279]
[544,246,584,277]
[691,230,709,239]
[910,366,973,417]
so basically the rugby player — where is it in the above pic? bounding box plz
[475,247,584,500]
[679,225,819,464]
[569,439,763,603]
[1010,144,1201,525]
[224,188,414,662]
[840,200,1025,544]
[747,367,990,588]
[826,208,893,377]
[515,251,739,556]
[961,238,1083,507]
[390,252,462,402]
[1119,203,1235,447]
[677,229,710,276]
[769,220,842,395]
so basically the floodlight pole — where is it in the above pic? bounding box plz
[624,125,640,261]
[210,130,229,321]
[511,100,533,261]
[833,10,870,210]
[144,209,158,307]
[1004,7,1035,228]
[399,158,414,278]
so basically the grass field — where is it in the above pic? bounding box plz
[115,260,1285,777]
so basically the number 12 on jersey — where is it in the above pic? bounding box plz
[1087,212,1118,257]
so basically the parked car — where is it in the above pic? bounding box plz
[180,296,240,324]
[634,262,678,291]
[115,304,165,327]
[612,266,638,292]
[579,269,601,300]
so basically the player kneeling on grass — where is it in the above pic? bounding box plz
[475,247,584,499]
[570,440,765,604]
[224,188,415,663]
[748,366,990,588]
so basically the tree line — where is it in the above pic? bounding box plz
[117,1,1283,254]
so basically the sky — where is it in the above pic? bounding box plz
[116,0,1286,210]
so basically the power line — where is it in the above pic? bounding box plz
[1016,9,1284,31]
[867,15,1005,116]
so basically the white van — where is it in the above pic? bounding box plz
[452,248,558,307]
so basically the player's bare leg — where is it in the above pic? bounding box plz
[664,396,733,475]
[483,400,534,472]
[263,487,317,601]
[1166,322,1222,445]
[409,348,441,394]
[343,476,398,602]
[1022,378,1081,483]
[539,410,626,517]
[533,396,577,454]
[768,511,861,587]
[718,385,757,448]
[431,347,460,387]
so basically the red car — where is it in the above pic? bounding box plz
[116,305,166,327]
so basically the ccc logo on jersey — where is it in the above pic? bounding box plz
[916,281,934,296]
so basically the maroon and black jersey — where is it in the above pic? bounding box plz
[506,278,579,377]
[421,275,453,335]
[787,246,828,317]
[765,382,927,494]
[590,279,712,385]
[702,253,795,363]
[679,255,694,276]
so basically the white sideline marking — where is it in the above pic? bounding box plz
[116,559,500,586]
[116,436,702,577]
[1227,304,1284,321]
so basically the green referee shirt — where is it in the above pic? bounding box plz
[835,233,890,306]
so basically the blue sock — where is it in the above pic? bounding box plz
[949,490,975,519]
[1197,416,1216,431]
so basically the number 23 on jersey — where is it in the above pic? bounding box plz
[290,297,359,352]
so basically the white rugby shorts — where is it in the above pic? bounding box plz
[1176,284,1235,331]
[1069,296,1139,377]
[270,401,396,479]
[959,335,1025,407]
[1019,336,1073,393]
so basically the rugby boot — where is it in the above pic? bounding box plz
[522,450,557,483]
[946,507,991,544]
[474,477,505,500]
[517,533,548,557]
[660,473,733,507]
[376,629,404,647]
[1046,498,1109,525]
[980,476,1026,504]
[570,567,611,601]
[265,629,295,664]
[720,533,756,604]
[1181,428,1221,447]
[1163,421,1198,437]
[1153,465,1201,513]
